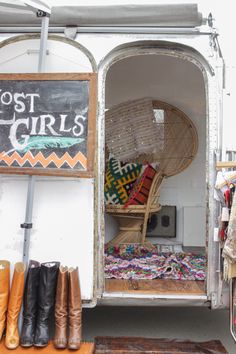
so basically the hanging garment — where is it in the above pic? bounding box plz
[223,190,236,280]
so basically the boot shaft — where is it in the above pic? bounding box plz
[7,262,26,321]
[0,260,10,288]
[34,261,60,347]
[54,266,68,349]
[55,266,68,320]
[0,260,10,338]
[38,261,60,320]
[23,260,40,319]
[68,267,82,350]
[68,267,82,315]
[0,260,10,305]
[5,262,25,350]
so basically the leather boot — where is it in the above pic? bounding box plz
[34,261,60,347]
[68,267,82,350]
[53,266,68,349]
[5,262,26,350]
[20,260,40,347]
[0,260,10,341]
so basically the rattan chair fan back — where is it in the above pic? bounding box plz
[105,98,198,177]
[105,98,198,245]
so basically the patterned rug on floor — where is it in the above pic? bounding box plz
[105,244,206,281]
[94,336,227,354]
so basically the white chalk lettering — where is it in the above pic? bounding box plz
[38,114,61,136]
[73,115,86,137]
[59,114,72,133]
[0,112,16,125]
[1,91,12,105]
[9,116,29,150]
[14,93,26,113]
[0,90,40,113]
[30,116,40,135]
[25,93,40,113]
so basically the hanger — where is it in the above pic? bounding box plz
[216,161,236,189]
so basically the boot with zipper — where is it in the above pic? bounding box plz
[34,261,60,347]
[20,260,40,347]
[0,260,10,341]
[53,266,68,349]
[5,262,26,349]
[68,267,82,350]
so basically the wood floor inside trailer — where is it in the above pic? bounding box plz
[105,279,205,295]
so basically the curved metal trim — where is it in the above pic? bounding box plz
[97,39,216,300]
[98,40,214,77]
[0,33,97,73]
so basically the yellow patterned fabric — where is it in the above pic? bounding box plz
[105,158,142,205]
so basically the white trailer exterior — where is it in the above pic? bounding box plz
[0,3,227,309]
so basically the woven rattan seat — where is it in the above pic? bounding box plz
[106,171,164,245]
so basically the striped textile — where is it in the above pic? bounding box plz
[124,164,156,206]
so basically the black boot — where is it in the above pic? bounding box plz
[34,261,60,347]
[20,260,40,347]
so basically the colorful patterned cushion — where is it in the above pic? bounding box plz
[104,157,142,205]
[124,164,157,207]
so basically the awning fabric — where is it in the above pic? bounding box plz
[0,3,203,27]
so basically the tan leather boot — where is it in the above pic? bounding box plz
[5,262,26,349]
[54,266,68,349]
[68,267,82,350]
[0,260,10,340]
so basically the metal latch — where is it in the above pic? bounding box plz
[20,223,33,229]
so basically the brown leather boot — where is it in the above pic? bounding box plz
[54,266,68,349]
[0,260,10,340]
[5,262,26,349]
[68,267,82,350]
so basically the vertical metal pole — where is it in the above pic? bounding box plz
[22,14,49,265]
[38,15,49,73]
[22,176,35,264]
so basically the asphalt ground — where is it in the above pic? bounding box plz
[83,306,235,353]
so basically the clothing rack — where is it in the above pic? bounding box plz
[216,161,236,170]
[216,161,236,342]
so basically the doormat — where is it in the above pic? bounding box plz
[94,336,227,354]
[0,341,94,353]
[105,245,206,281]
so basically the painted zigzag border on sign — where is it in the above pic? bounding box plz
[0,151,87,169]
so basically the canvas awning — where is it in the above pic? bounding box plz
[0,2,203,28]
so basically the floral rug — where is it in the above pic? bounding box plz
[105,244,206,281]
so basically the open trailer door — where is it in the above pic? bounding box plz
[91,3,225,308]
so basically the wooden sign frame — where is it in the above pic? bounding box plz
[0,73,97,177]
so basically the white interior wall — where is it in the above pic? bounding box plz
[105,54,206,247]
[0,37,95,301]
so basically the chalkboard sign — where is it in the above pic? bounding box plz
[0,73,96,177]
